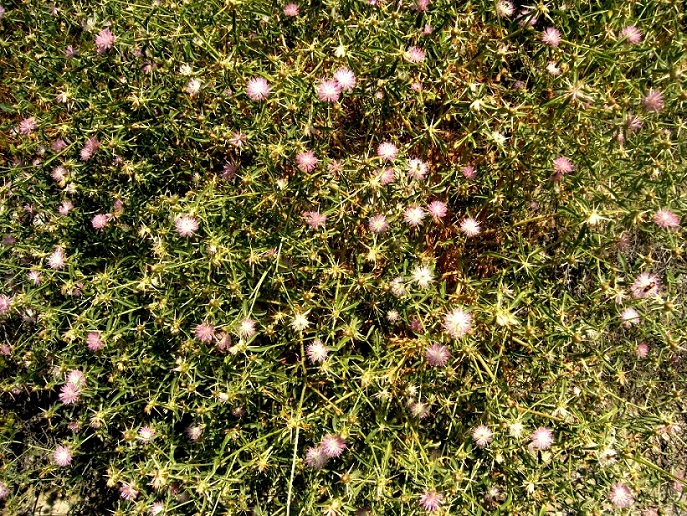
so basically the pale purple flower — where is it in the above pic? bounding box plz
[27,271,41,285]
[369,214,389,234]
[472,425,493,447]
[404,46,425,63]
[630,273,660,299]
[653,208,680,229]
[609,482,633,508]
[237,318,256,339]
[185,78,201,96]
[426,344,450,367]
[58,201,73,216]
[48,247,66,269]
[419,490,443,512]
[138,426,156,442]
[321,434,346,458]
[296,150,318,172]
[53,446,72,466]
[0,295,11,314]
[334,68,356,91]
[404,205,425,227]
[0,5,5,19]
[175,215,199,237]
[378,168,395,185]
[444,308,472,338]
[306,339,328,363]
[19,117,37,135]
[546,62,561,76]
[636,343,649,358]
[317,79,341,102]
[194,323,216,343]
[530,427,554,450]
[541,27,561,47]
[553,156,574,175]
[216,332,232,352]
[91,213,109,229]
[0,344,11,356]
[626,114,643,132]
[462,165,477,179]
[283,3,299,16]
[87,332,104,351]
[65,45,78,58]
[495,0,513,17]
[67,370,86,388]
[52,138,68,152]
[302,210,327,229]
[150,501,165,515]
[222,162,238,180]
[410,400,430,419]
[460,217,481,237]
[52,166,67,182]
[407,158,428,180]
[59,383,80,404]
[377,142,398,161]
[427,201,447,219]
[246,77,271,101]
[621,307,640,327]
[413,0,429,11]
[642,89,664,112]
[80,137,100,161]
[305,446,328,469]
[119,483,139,501]
[0,481,8,500]
[186,425,203,441]
[620,26,642,44]
[95,28,115,54]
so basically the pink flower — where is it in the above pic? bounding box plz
[0,481,8,500]
[609,482,633,508]
[87,332,104,351]
[48,247,66,269]
[138,426,156,442]
[67,370,86,388]
[95,28,115,54]
[320,434,346,458]
[305,446,328,469]
[194,322,216,343]
[186,425,203,440]
[642,89,664,112]
[530,427,554,450]
[306,339,328,363]
[419,489,443,512]
[621,307,640,327]
[27,271,41,285]
[377,142,398,161]
[91,213,109,229]
[52,138,68,152]
[283,3,299,16]
[334,68,356,91]
[296,150,318,172]
[495,0,513,17]
[369,214,389,234]
[0,295,11,314]
[175,215,199,237]
[316,79,341,102]
[119,483,139,501]
[19,117,37,135]
[52,166,67,182]
[150,501,165,515]
[246,77,271,101]
[185,78,201,96]
[653,208,680,229]
[407,158,428,180]
[462,165,477,179]
[426,344,450,367]
[404,46,425,63]
[630,273,660,299]
[65,45,78,58]
[58,201,74,216]
[427,201,447,219]
[620,26,642,44]
[636,343,649,358]
[460,217,481,237]
[444,308,472,338]
[553,156,574,176]
[413,0,429,11]
[80,137,100,161]
[237,318,257,339]
[472,425,493,447]
[222,162,238,180]
[541,27,561,47]
[59,383,81,404]
[53,446,72,466]
[404,205,425,227]
[302,211,327,229]
[626,114,643,132]
[378,168,395,185]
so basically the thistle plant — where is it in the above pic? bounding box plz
[1,0,686,514]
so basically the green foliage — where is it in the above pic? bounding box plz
[0,0,686,513]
